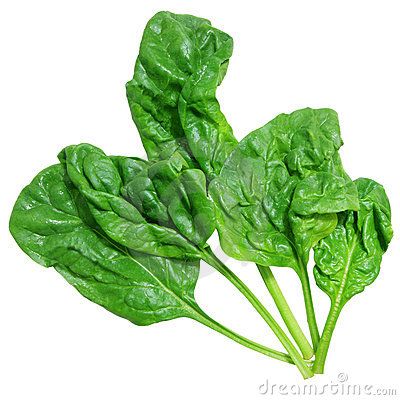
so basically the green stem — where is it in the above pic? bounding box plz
[193,311,293,364]
[202,248,313,379]
[313,301,341,373]
[297,264,320,351]
[257,265,314,360]
[314,237,357,373]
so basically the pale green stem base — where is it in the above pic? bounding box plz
[193,310,293,364]
[313,301,341,373]
[298,265,320,351]
[202,248,314,379]
[258,265,314,360]
[314,237,357,373]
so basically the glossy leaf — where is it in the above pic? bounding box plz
[9,164,202,325]
[111,156,149,184]
[126,11,237,179]
[312,178,393,372]
[210,108,359,271]
[120,163,171,226]
[146,152,216,246]
[114,151,216,247]
[60,144,215,253]
[314,178,393,306]
[58,144,200,259]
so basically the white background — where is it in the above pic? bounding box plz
[1,1,399,399]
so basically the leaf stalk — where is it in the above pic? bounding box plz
[202,248,314,379]
[257,265,314,360]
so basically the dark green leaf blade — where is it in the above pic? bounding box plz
[59,144,200,259]
[147,153,216,246]
[290,172,359,265]
[121,173,171,226]
[126,11,237,178]
[210,108,359,271]
[169,168,216,247]
[9,164,202,325]
[314,178,393,306]
[111,156,150,184]
[118,151,216,247]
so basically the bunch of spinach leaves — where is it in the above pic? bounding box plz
[9,11,393,378]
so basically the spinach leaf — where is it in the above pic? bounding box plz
[126,11,237,179]
[313,178,393,372]
[9,164,200,325]
[110,156,149,183]
[58,144,201,259]
[210,108,358,271]
[209,108,360,348]
[60,143,215,251]
[122,152,216,247]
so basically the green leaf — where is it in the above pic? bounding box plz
[146,152,216,246]
[126,11,237,179]
[210,108,359,271]
[115,150,216,247]
[122,174,171,226]
[59,144,200,259]
[314,178,393,306]
[111,156,149,184]
[9,164,202,325]
[60,143,215,254]
[312,178,393,372]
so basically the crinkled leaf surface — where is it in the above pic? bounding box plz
[59,144,200,260]
[112,156,172,225]
[119,159,171,226]
[314,178,393,307]
[111,156,149,184]
[209,108,359,272]
[146,152,216,246]
[114,151,216,247]
[9,164,202,325]
[126,11,237,179]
